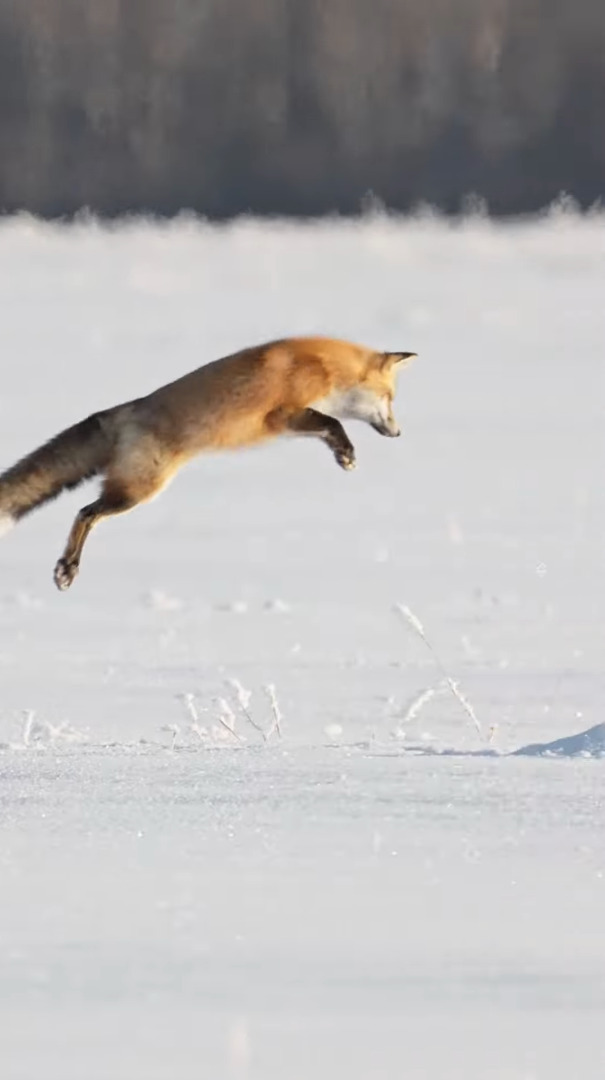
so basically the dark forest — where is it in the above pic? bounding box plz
[0,0,603,217]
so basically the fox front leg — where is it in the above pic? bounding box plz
[321,416,356,470]
[281,408,356,471]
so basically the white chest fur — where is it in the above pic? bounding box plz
[313,386,385,424]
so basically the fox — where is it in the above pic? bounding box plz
[0,336,416,591]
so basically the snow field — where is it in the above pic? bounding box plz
[0,211,603,1078]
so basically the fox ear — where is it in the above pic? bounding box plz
[381,351,417,371]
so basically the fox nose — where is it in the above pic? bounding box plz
[372,419,401,437]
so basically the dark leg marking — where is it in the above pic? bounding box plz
[285,409,356,471]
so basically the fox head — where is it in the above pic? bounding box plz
[354,350,417,437]
[312,349,416,436]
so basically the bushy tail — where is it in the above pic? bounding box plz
[0,411,114,527]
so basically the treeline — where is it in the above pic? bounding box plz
[0,0,604,217]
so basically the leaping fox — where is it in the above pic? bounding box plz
[0,337,416,590]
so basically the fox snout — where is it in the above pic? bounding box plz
[371,417,401,438]
[370,398,401,437]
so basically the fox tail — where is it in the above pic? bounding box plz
[0,411,114,532]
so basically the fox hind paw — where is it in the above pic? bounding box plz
[53,557,79,591]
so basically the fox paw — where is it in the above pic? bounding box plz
[335,446,356,471]
[53,557,79,591]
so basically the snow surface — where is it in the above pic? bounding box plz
[0,211,603,1078]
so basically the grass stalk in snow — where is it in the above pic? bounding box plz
[215,697,244,743]
[264,683,283,739]
[22,709,36,747]
[178,692,243,744]
[229,679,269,743]
[395,603,484,740]
[399,686,441,728]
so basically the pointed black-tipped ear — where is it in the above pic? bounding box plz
[382,351,417,371]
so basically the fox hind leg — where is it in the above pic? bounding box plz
[53,503,97,590]
[53,467,167,591]
[53,485,137,590]
[279,408,356,471]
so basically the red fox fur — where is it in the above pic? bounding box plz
[0,337,416,589]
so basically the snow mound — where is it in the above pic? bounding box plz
[513,723,605,759]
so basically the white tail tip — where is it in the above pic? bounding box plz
[0,513,15,537]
